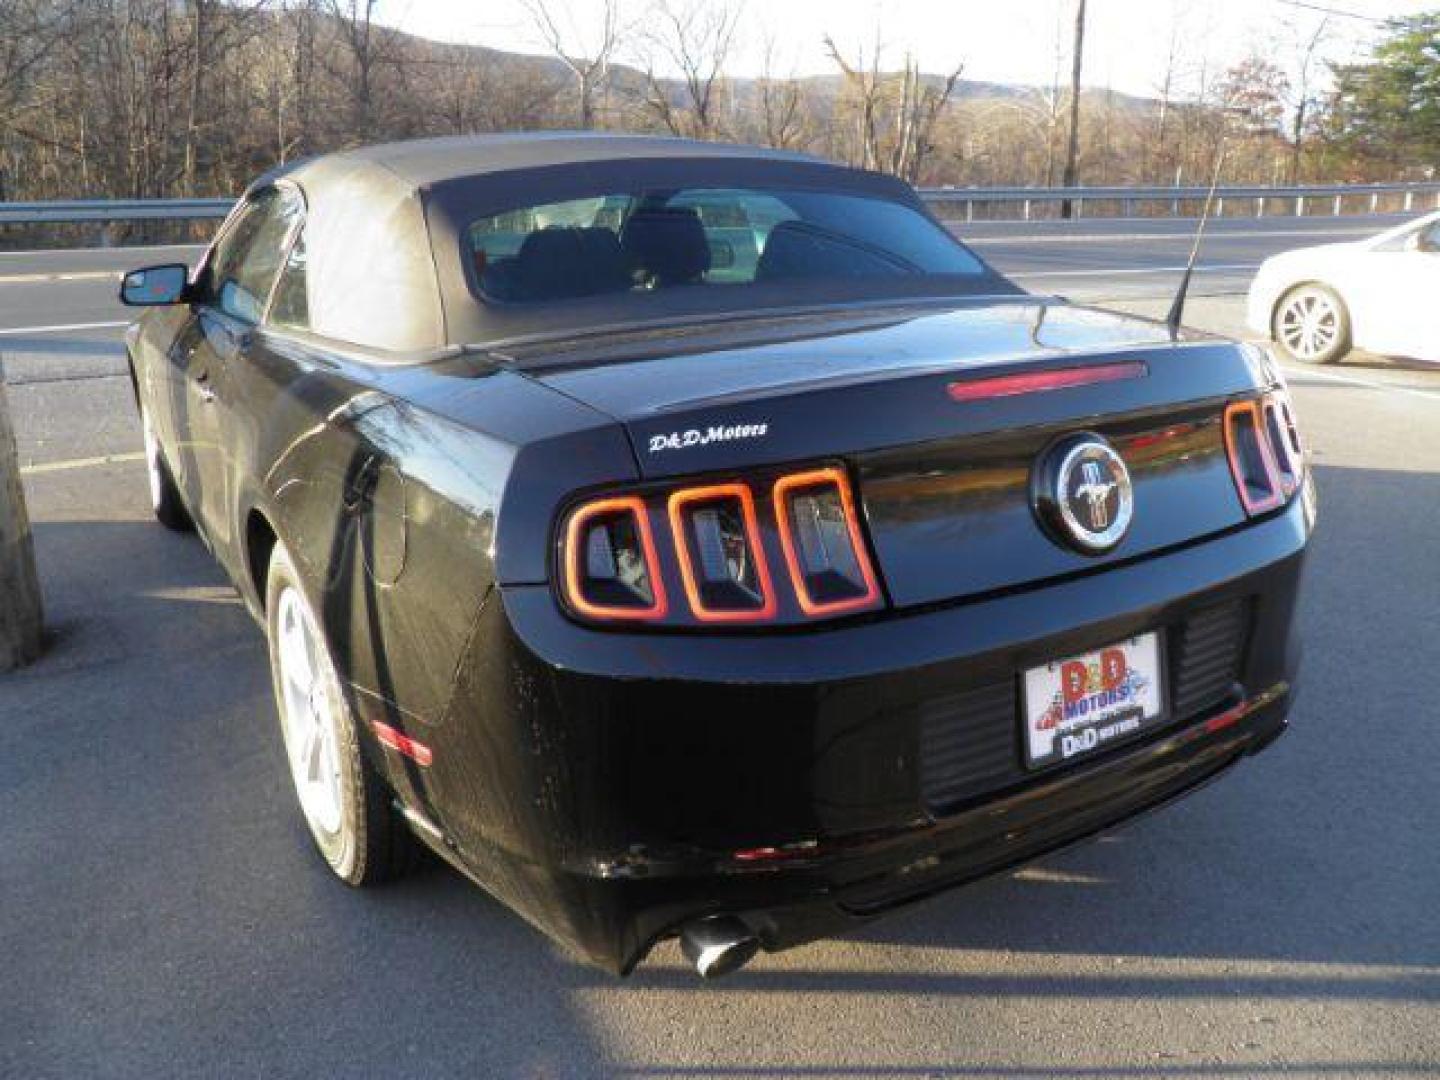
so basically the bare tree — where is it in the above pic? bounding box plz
[641,0,741,138]
[325,0,389,142]
[1151,3,1189,184]
[754,36,805,150]
[823,30,884,170]
[1285,15,1330,183]
[824,31,962,183]
[889,56,962,182]
[1042,6,1066,186]
[522,0,621,129]
[0,0,75,198]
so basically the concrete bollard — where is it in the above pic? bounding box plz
[0,358,43,671]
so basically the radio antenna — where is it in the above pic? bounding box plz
[1166,141,1228,336]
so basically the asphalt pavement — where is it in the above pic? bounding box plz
[3,215,1439,1078]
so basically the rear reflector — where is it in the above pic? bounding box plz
[562,496,667,621]
[668,483,777,622]
[772,467,882,617]
[947,360,1147,403]
[372,720,434,767]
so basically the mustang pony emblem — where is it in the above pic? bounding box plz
[1075,460,1117,531]
[1032,434,1134,554]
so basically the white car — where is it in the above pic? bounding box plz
[1247,211,1440,364]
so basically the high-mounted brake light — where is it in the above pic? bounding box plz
[947,360,1147,403]
[668,483,777,622]
[562,496,668,621]
[772,467,882,617]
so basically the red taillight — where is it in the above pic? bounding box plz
[558,466,883,628]
[561,496,668,621]
[668,483,777,623]
[1224,392,1304,516]
[772,467,882,617]
[947,360,1146,402]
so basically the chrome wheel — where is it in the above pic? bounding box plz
[1276,286,1344,363]
[274,584,345,837]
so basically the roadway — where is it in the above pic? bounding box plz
[3,216,1439,1078]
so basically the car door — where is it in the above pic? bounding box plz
[175,186,303,555]
[1350,217,1440,359]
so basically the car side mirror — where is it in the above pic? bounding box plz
[1405,232,1439,254]
[120,264,190,306]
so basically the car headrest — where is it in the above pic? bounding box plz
[621,207,711,287]
[509,227,632,302]
[754,220,826,282]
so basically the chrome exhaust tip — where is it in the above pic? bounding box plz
[680,915,760,979]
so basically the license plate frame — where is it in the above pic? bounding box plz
[1021,631,1167,771]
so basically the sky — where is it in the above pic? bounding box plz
[375,0,1436,102]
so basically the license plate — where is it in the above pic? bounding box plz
[1022,633,1164,769]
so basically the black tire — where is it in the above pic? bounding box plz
[264,542,417,885]
[140,405,192,531]
[1271,283,1351,365]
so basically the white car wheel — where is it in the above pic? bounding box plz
[274,583,347,838]
[264,542,418,885]
[1274,284,1350,365]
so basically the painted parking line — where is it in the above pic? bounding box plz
[0,320,128,336]
[1281,364,1440,402]
[968,226,1391,245]
[0,270,119,284]
[19,450,144,476]
[1010,263,1258,279]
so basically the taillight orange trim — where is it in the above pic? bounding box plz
[667,483,777,623]
[562,496,668,621]
[1223,399,1283,515]
[772,467,882,618]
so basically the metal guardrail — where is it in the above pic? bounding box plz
[920,182,1440,221]
[1,183,1439,226]
[0,197,232,225]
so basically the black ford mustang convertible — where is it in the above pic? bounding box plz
[123,134,1312,977]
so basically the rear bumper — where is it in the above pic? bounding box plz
[601,686,1287,968]
[419,499,1308,973]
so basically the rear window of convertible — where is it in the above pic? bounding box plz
[465,187,993,304]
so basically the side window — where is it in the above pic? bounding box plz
[268,228,309,331]
[206,188,302,324]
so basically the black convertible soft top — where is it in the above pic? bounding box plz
[246,134,1017,355]
[319,132,821,187]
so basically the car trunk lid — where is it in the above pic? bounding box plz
[513,299,1266,608]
